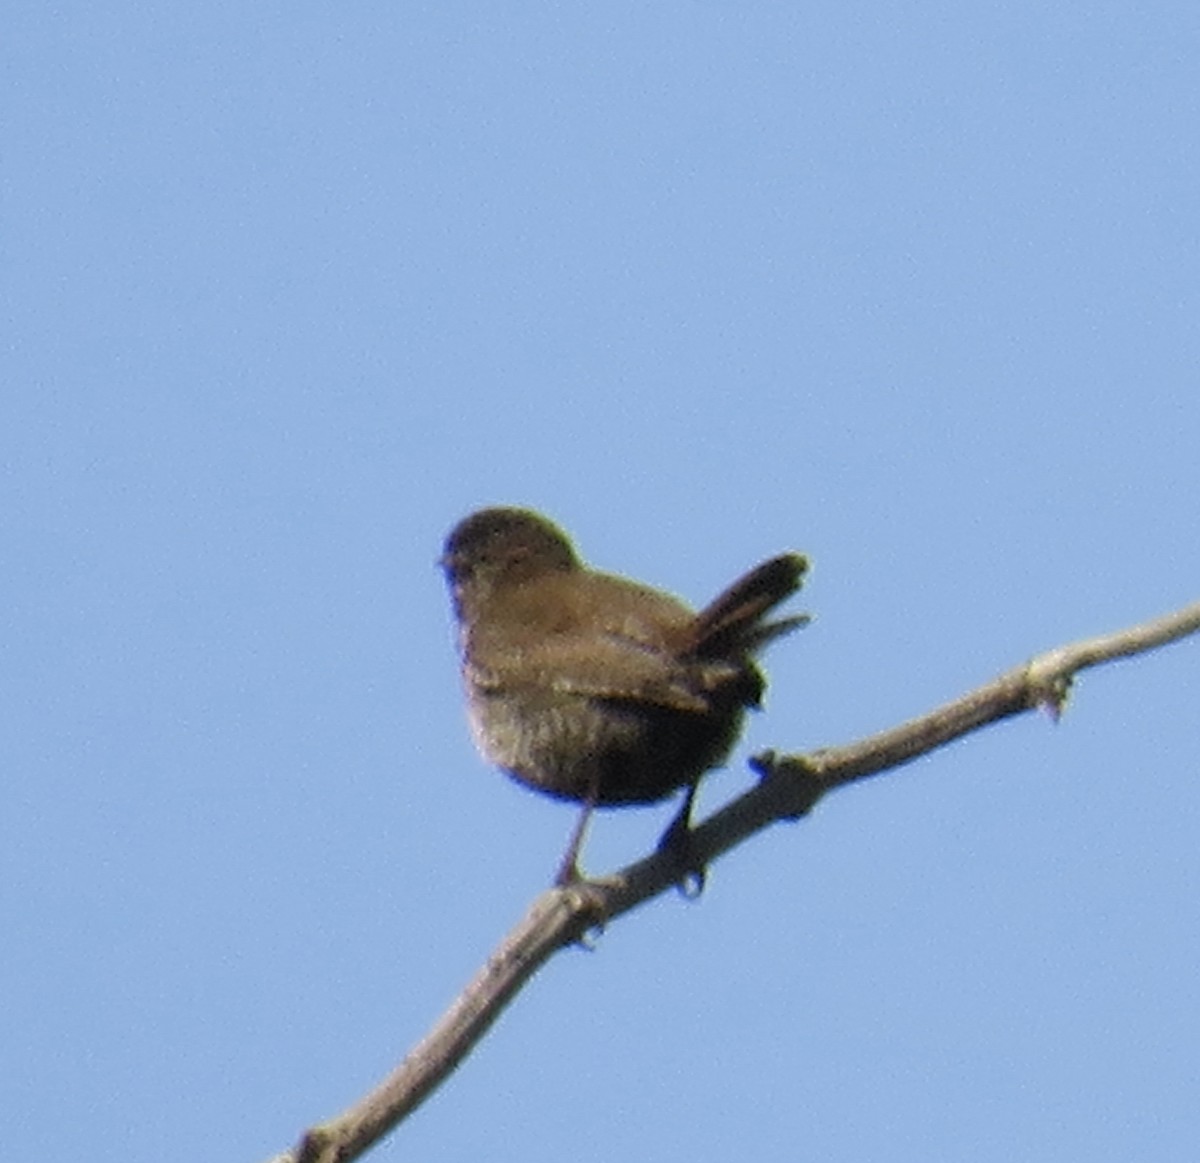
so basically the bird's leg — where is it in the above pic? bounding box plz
[554,784,598,886]
[658,781,696,851]
[657,782,706,895]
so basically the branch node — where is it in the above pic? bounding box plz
[750,750,825,819]
[555,880,613,946]
[295,1125,336,1163]
[1025,662,1074,721]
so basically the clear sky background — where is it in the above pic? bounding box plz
[4,4,1199,1161]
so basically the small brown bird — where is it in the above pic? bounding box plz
[441,507,808,883]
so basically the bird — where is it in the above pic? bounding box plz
[440,506,808,884]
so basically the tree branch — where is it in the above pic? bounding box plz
[267,598,1200,1163]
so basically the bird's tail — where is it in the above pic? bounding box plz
[690,553,809,658]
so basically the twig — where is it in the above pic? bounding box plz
[267,598,1200,1163]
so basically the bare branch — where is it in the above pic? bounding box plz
[267,598,1200,1163]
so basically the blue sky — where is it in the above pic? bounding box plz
[4,4,1199,1161]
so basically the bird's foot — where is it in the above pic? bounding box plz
[657,811,707,898]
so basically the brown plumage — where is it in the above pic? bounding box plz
[441,506,807,882]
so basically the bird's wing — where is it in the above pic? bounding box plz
[465,570,761,713]
[466,630,725,714]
